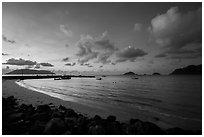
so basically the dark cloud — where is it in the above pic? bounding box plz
[65,62,76,66]
[150,6,201,58]
[62,57,69,62]
[2,53,8,56]
[76,32,117,64]
[3,58,37,66]
[116,46,147,62]
[2,35,16,44]
[155,53,167,58]
[40,62,54,67]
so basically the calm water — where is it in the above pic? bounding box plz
[17,75,202,130]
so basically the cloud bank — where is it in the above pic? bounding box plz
[150,6,202,59]
[3,58,54,67]
[3,58,37,66]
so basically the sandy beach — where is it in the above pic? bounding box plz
[2,79,114,119]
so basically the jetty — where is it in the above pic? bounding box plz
[2,75,95,80]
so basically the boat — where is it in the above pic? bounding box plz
[96,77,102,80]
[54,77,61,80]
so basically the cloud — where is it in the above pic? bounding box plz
[65,62,76,66]
[25,65,34,69]
[35,64,41,69]
[62,57,69,62]
[116,46,147,62]
[2,35,16,44]
[76,32,117,64]
[155,53,167,58]
[80,63,94,67]
[3,58,37,66]
[60,25,72,37]
[96,53,111,64]
[99,65,103,68]
[40,62,54,67]
[65,44,69,47]
[150,6,201,58]
[2,53,8,56]
[134,23,143,31]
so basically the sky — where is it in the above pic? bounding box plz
[2,2,202,75]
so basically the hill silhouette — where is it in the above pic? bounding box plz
[170,65,202,75]
[123,72,136,75]
[6,69,55,75]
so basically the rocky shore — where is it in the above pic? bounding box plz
[3,96,201,135]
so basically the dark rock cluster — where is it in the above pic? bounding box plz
[2,96,201,135]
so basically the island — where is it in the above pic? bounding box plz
[6,69,55,75]
[152,73,161,75]
[170,64,202,75]
[123,72,136,75]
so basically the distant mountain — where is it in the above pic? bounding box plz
[170,65,202,75]
[152,72,161,75]
[6,69,55,75]
[123,72,136,75]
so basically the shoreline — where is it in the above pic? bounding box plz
[2,79,202,135]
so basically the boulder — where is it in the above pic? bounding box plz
[107,115,116,122]
[36,105,51,113]
[43,118,67,134]
[65,109,78,118]
[88,125,106,135]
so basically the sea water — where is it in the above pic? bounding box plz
[16,75,202,130]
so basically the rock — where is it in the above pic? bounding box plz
[51,111,63,119]
[65,108,78,118]
[106,121,122,135]
[59,105,67,111]
[36,105,51,113]
[29,120,47,134]
[88,125,106,135]
[65,117,77,129]
[8,120,27,134]
[94,115,102,121]
[126,120,145,134]
[107,115,116,122]
[143,122,164,135]
[166,127,187,135]
[32,112,50,122]
[8,112,24,123]
[63,130,72,135]
[43,118,67,134]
